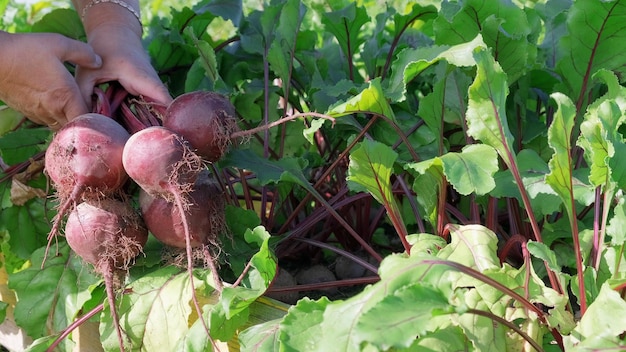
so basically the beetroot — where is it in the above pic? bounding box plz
[45,113,130,198]
[64,197,147,352]
[45,113,131,246]
[64,199,147,270]
[139,171,225,248]
[163,91,238,162]
[122,126,202,198]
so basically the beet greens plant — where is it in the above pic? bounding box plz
[2,0,626,351]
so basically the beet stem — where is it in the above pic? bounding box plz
[109,84,129,114]
[231,259,252,288]
[103,261,127,352]
[93,87,111,116]
[120,102,149,134]
[229,112,335,140]
[171,190,217,346]
[134,101,162,127]
[46,303,105,352]
[203,245,223,292]
[43,184,84,268]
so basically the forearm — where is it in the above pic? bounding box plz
[72,0,142,37]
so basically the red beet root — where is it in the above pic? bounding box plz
[45,113,130,198]
[122,126,202,199]
[163,91,238,162]
[139,171,225,248]
[64,198,147,270]
[64,197,147,352]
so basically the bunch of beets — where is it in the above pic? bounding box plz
[44,85,238,351]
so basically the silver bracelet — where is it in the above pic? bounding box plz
[81,0,141,23]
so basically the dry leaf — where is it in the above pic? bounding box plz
[10,179,46,206]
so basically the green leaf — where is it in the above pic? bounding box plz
[31,8,85,41]
[417,77,448,142]
[347,139,408,241]
[436,224,500,272]
[406,144,498,199]
[0,236,27,275]
[592,69,626,104]
[171,7,215,40]
[0,0,7,26]
[556,0,626,105]
[466,47,515,168]
[482,262,568,320]
[0,106,22,136]
[223,206,262,275]
[225,206,261,239]
[219,226,276,326]
[267,0,305,91]
[147,10,198,96]
[278,297,330,352]
[321,3,369,69]
[347,139,397,206]
[407,233,447,256]
[434,0,534,81]
[302,118,326,145]
[565,283,626,347]
[9,243,100,340]
[100,266,194,351]
[355,284,453,350]
[580,70,626,192]
[239,318,282,352]
[546,93,577,221]
[327,78,395,119]
[175,318,216,352]
[566,337,624,351]
[417,68,472,153]
[176,300,248,351]
[221,149,309,188]
[609,142,626,191]
[407,160,443,228]
[454,291,507,351]
[527,241,561,273]
[239,3,284,56]
[0,200,50,259]
[277,253,455,351]
[185,27,219,84]
[244,226,277,292]
[388,35,485,102]
[607,197,626,246]
[209,302,250,342]
[414,325,471,351]
[184,59,212,92]
[23,336,56,352]
[192,0,243,27]
[439,144,498,196]
[149,33,195,72]
[0,301,7,323]
[180,227,276,349]
[490,149,562,216]
[241,225,269,248]
[391,3,437,39]
[578,102,622,188]
[0,127,49,165]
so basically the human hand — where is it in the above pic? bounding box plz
[0,31,102,129]
[75,22,172,108]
